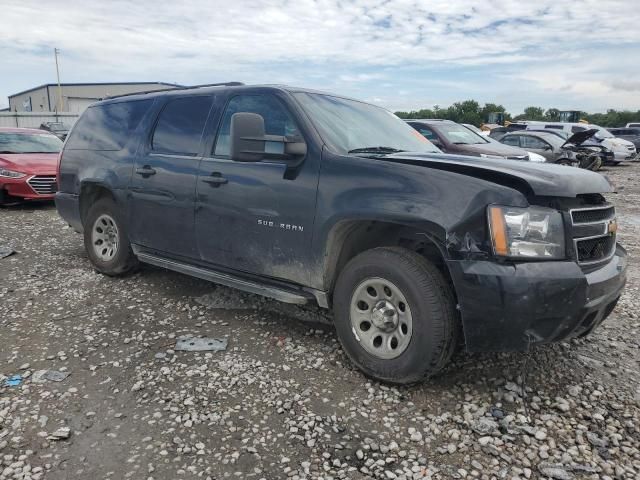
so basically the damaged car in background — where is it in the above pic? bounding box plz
[498,129,610,170]
[56,84,627,384]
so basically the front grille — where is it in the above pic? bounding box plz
[571,206,615,224]
[27,175,57,195]
[576,235,616,263]
[570,204,616,265]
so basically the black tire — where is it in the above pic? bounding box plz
[83,197,138,276]
[333,247,458,384]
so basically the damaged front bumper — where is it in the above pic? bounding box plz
[447,245,627,351]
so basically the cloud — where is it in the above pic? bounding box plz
[0,0,639,112]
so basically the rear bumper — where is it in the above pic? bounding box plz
[55,192,83,232]
[447,245,627,351]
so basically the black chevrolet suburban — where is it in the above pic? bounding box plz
[56,83,627,384]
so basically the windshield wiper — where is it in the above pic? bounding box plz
[348,146,405,154]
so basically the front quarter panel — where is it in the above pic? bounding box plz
[312,151,529,290]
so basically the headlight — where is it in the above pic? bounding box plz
[480,153,507,159]
[488,205,565,259]
[0,168,26,178]
[526,151,546,163]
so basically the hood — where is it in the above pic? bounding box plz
[562,129,599,147]
[0,153,59,174]
[454,141,528,158]
[385,152,613,197]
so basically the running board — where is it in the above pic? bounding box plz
[136,251,311,305]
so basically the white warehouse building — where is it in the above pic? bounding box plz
[8,82,181,113]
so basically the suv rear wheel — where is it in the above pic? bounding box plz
[83,197,138,276]
[333,247,458,384]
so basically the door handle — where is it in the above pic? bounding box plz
[202,172,228,187]
[135,165,156,177]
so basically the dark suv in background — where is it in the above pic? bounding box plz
[407,119,530,160]
[56,84,626,384]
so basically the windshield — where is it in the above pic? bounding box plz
[293,92,440,155]
[0,132,63,153]
[437,122,489,145]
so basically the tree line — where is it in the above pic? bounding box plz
[395,100,640,128]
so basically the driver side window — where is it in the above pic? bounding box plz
[501,135,520,147]
[521,136,547,149]
[214,94,301,157]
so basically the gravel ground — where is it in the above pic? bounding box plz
[1,164,639,480]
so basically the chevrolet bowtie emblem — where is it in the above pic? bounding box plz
[607,219,618,235]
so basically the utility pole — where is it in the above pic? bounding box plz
[54,48,63,112]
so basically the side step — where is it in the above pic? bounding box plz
[136,251,312,305]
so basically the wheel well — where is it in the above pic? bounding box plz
[79,184,115,226]
[325,221,454,298]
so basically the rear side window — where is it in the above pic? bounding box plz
[151,96,213,156]
[66,99,152,150]
[571,126,586,133]
[544,125,563,130]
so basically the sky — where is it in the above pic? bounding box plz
[1,0,639,113]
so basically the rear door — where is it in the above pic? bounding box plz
[128,95,214,258]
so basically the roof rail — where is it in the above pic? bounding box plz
[104,81,245,100]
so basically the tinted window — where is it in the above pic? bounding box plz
[152,97,213,156]
[571,126,587,133]
[214,94,300,157]
[66,99,152,150]
[521,136,548,149]
[544,125,563,130]
[501,135,520,147]
[413,125,437,141]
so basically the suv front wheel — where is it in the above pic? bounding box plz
[83,197,138,276]
[333,247,458,384]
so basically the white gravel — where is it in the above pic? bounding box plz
[1,163,639,479]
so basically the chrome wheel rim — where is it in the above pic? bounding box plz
[349,277,413,359]
[91,214,119,262]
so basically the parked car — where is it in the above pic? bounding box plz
[56,84,626,384]
[407,119,530,160]
[626,123,640,128]
[0,127,62,205]
[608,127,640,150]
[39,122,70,140]
[461,123,489,136]
[498,130,604,170]
[462,124,545,163]
[522,129,616,165]
[522,121,637,163]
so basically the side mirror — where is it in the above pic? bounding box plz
[230,112,307,162]
[230,112,266,162]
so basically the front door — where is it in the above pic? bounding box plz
[520,135,554,161]
[128,95,214,258]
[195,93,319,285]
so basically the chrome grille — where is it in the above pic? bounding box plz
[571,206,615,224]
[27,175,57,195]
[570,205,616,265]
